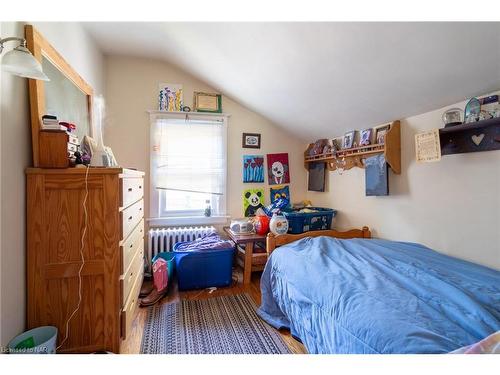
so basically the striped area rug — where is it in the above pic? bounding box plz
[141,293,291,354]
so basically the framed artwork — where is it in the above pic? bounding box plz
[193,91,222,113]
[159,83,183,111]
[270,185,291,206]
[243,188,264,217]
[342,131,356,149]
[332,137,342,151]
[375,124,391,144]
[359,128,373,146]
[308,162,326,192]
[243,155,264,183]
[266,153,290,185]
[242,133,261,148]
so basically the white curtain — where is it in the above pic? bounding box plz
[151,117,226,216]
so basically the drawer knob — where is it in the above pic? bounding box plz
[128,188,133,192]
[128,216,133,221]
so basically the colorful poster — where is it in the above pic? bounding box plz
[243,155,264,183]
[266,153,290,185]
[243,188,264,217]
[270,185,291,206]
[159,83,183,111]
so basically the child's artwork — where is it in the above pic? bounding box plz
[243,155,264,183]
[243,188,264,217]
[270,185,291,206]
[266,153,290,185]
[159,83,183,111]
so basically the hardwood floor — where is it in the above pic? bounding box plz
[120,268,307,354]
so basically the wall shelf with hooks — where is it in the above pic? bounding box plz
[304,120,401,174]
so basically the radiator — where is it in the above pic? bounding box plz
[147,226,216,263]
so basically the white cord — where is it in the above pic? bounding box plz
[56,165,89,351]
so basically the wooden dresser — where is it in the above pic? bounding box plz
[26,167,145,353]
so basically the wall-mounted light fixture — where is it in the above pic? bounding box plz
[0,36,49,81]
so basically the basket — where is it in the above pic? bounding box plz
[282,207,337,234]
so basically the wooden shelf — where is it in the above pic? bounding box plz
[304,121,401,174]
[439,117,500,134]
[439,117,500,155]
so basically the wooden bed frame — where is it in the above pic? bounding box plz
[266,226,372,255]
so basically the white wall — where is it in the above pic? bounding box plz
[308,94,500,270]
[104,56,307,222]
[0,21,105,346]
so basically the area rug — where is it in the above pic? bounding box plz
[141,293,291,354]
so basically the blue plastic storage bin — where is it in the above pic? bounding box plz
[282,207,337,234]
[173,242,235,291]
[152,252,176,285]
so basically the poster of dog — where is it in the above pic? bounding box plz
[266,153,290,185]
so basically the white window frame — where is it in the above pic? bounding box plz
[148,111,230,227]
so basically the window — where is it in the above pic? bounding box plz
[150,113,227,221]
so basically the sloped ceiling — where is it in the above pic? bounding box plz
[83,22,500,141]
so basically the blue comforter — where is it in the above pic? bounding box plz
[257,237,500,354]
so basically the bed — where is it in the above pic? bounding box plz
[257,228,500,354]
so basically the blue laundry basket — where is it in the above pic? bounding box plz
[173,242,235,291]
[282,207,337,234]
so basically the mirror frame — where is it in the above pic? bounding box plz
[25,24,94,167]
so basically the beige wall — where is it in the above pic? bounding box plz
[104,56,307,222]
[308,93,500,270]
[0,21,104,346]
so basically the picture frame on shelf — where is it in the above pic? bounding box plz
[342,130,356,149]
[242,133,261,149]
[332,137,342,151]
[193,91,222,113]
[375,124,391,145]
[359,128,373,146]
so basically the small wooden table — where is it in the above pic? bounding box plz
[223,227,268,285]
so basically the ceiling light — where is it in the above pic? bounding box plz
[0,37,49,81]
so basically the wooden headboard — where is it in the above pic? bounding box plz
[266,226,371,255]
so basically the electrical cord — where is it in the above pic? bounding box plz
[56,165,89,351]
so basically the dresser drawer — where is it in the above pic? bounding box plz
[120,219,144,275]
[121,266,143,339]
[67,143,78,153]
[121,244,144,307]
[121,199,144,240]
[121,178,144,208]
[68,134,79,146]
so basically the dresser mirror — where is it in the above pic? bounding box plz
[25,24,93,167]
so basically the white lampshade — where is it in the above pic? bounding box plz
[1,45,49,81]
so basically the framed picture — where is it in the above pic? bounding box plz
[242,133,261,149]
[331,137,342,151]
[159,83,183,111]
[243,155,264,183]
[342,131,356,149]
[193,91,222,113]
[359,128,373,146]
[270,185,291,206]
[266,153,290,185]
[243,188,264,217]
[375,124,391,144]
